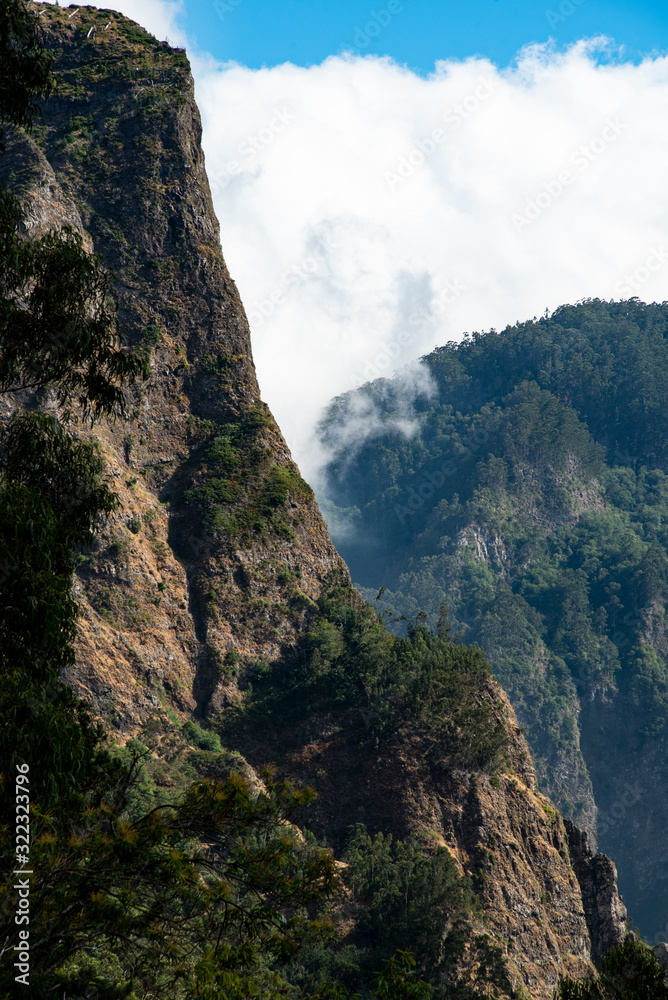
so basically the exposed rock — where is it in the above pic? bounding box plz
[2,2,348,731]
[655,942,668,982]
[565,820,628,968]
[234,681,596,998]
[0,6,632,996]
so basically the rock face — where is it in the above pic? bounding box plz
[564,821,627,968]
[3,2,347,730]
[0,5,628,995]
[655,942,668,980]
[238,681,623,998]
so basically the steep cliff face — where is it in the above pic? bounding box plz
[2,2,346,730]
[579,694,668,945]
[0,6,629,995]
[564,821,627,969]
[453,516,598,843]
[230,677,625,997]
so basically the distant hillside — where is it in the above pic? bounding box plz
[318,298,668,940]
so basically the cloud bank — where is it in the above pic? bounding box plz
[193,41,668,480]
[36,4,668,483]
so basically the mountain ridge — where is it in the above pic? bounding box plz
[0,6,634,995]
[318,297,668,942]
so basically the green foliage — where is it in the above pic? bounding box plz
[236,573,510,773]
[180,408,312,542]
[2,750,338,998]
[122,23,154,47]
[288,826,512,1000]
[0,184,148,420]
[556,937,668,999]
[140,321,162,345]
[372,951,432,1000]
[197,350,237,383]
[0,0,54,150]
[0,421,337,996]
[0,13,340,1000]
[318,299,668,844]
[343,825,473,970]
[0,19,623,1000]
[183,718,223,752]
[1,5,147,421]
[0,411,119,672]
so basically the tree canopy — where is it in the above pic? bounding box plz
[318,298,668,931]
[0,0,52,151]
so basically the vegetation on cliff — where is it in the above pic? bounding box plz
[0,12,336,996]
[177,403,314,544]
[0,14,517,994]
[232,574,510,774]
[557,937,668,999]
[0,8,508,997]
[0,4,644,997]
[318,298,668,936]
[0,190,337,1000]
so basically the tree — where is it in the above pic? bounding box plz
[2,763,337,998]
[0,1,147,420]
[0,412,337,998]
[556,937,668,1000]
[0,0,52,151]
[372,951,431,1000]
[0,7,337,996]
[0,188,148,419]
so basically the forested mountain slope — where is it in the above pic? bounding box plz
[0,6,638,995]
[318,299,668,942]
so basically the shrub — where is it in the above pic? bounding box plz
[182,718,222,753]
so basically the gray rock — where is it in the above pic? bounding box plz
[565,820,628,969]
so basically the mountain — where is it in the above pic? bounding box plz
[0,6,635,995]
[318,298,668,943]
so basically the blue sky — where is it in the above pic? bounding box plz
[183,0,668,72]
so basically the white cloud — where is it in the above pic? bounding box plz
[191,41,668,481]
[33,3,668,483]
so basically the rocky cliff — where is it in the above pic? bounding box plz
[317,313,668,942]
[564,822,628,969]
[3,2,346,731]
[0,5,628,995]
[230,677,626,995]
